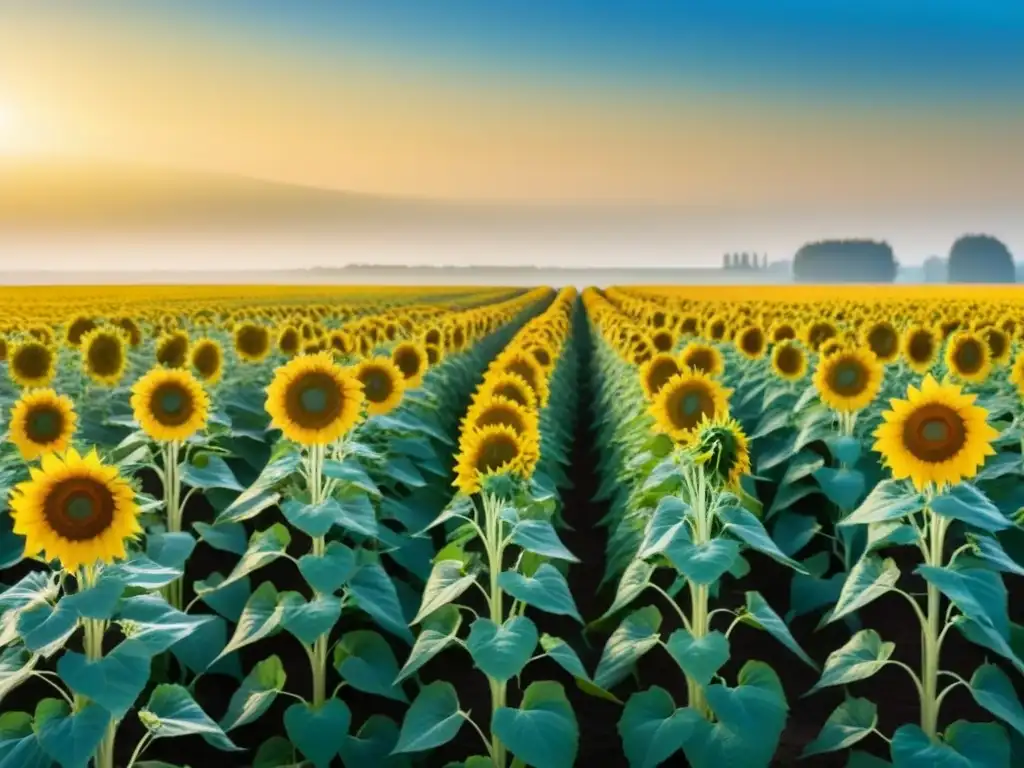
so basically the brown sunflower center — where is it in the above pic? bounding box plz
[280,329,299,353]
[953,339,984,374]
[394,349,422,379]
[773,325,796,342]
[157,337,188,368]
[359,367,394,403]
[505,360,538,390]
[902,403,967,463]
[708,321,726,340]
[653,332,674,352]
[775,346,803,375]
[987,332,1007,359]
[87,335,124,376]
[193,345,220,377]
[532,347,552,367]
[908,331,934,362]
[828,358,868,396]
[26,405,63,443]
[425,328,442,346]
[475,433,520,474]
[741,329,765,355]
[681,317,699,334]
[426,345,441,366]
[808,324,836,349]
[685,349,715,374]
[237,327,269,357]
[493,382,528,407]
[149,382,196,427]
[68,318,96,346]
[474,405,524,433]
[666,383,715,431]
[646,359,680,397]
[43,477,116,541]
[868,326,897,356]
[14,345,51,379]
[284,371,345,429]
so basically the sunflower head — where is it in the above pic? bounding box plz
[813,347,884,413]
[266,352,364,445]
[1012,353,1024,399]
[984,327,1010,366]
[496,352,549,407]
[9,389,78,461]
[678,342,724,378]
[81,328,128,387]
[771,341,807,381]
[352,357,405,416]
[873,374,998,491]
[234,323,271,363]
[651,329,676,353]
[464,394,539,437]
[391,341,428,389]
[864,321,900,363]
[113,317,143,347]
[131,366,210,442]
[691,416,751,490]
[902,326,938,373]
[9,448,141,571]
[482,372,537,411]
[453,423,540,495]
[156,331,190,369]
[639,354,682,401]
[651,369,731,444]
[9,341,56,388]
[944,330,991,383]
[736,325,767,360]
[65,316,97,348]
[425,343,444,367]
[278,326,301,357]
[770,322,797,343]
[190,338,224,384]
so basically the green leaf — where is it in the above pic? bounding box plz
[840,480,923,526]
[510,520,579,562]
[847,750,894,767]
[618,687,701,768]
[141,683,240,752]
[971,663,1024,738]
[803,697,878,757]
[392,681,464,754]
[971,535,1024,577]
[334,630,408,703]
[57,638,151,718]
[170,616,241,680]
[814,467,866,512]
[491,681,578,768]
[181,454,243,491]
[743,591,818,669]
[598,558,655,621]
[890,720,1010,767]
[916,565,1008,636]
[953,617,1024,675]
[349,558,415,644]
[594,606,663,690]
[865,520,919,555]
[931,484,1010,533]
[810,629,895,693]
[18,602,79,657]
[283,699,350,768]
[215,582,288,663]
[466,616,539,682]
[252,736,300,768]
[193,521,248,556]
[116,594,216,655]
[215,488,281,525]
[772,512,821,557]
[297,541,357,594]
[824,555,900,625]
[322,459,381,497]
[216,524,291,593]
[637,496,690,559]
[62,576,125,619]
[280,593,342,645]
[395,605,461,684]
[339,715,409,768]
[35,700,111,768]
[497,565,582,621]
[219,656,286,732]
[720,505,809,571]
[665,628,729,687]
[666,537,740,585]
[682,661,789,768]
[411,560,479,625]
[387,456,427,488]
[539,634,591,681]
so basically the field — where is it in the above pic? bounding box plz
[2,283,1024,768]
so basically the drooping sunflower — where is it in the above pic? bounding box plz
[234,323,271,363]
[9,448,141,570]
[639,354,681,401]
[863,321,900,363]
[463,394,539,438]
[771,340,807,381]
[813,347,884,413]
[9,389,78,461]
[902,326,938,373]
[391,341,428,389]
[351,357,405,416]
[873,374,998,491]
[944,330,991,384]
[650,369,731,444]
[735,325,767,360]
[190,338,224,385]
[266,352,364,444]
[691,416,751,490]
[80,328,128,386]
[131,366,210,442]
[156,330,190,369]
[453,423,540,495]
[678,342,724,378]
[9,341,56,388]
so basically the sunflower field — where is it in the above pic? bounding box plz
[3,283,1024,768]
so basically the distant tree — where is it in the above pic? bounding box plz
[948,234,1015,283]
[792,239,897,283]
[923,256,947,283]
[722,253,730,270]
[740,252,750,269]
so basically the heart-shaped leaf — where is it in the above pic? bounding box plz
[466,616,538,682]
[283,698,350,768]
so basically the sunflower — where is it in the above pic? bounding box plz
[9,341,56,388]
[496,352,548,405]
[481,372,537,411]
[813,347,884,413]
[864,321,900,363]
[1013,353,1024,398]
[453,424,540,495]
[234,323,271,363]
[819,338,846,358]
[902,326,938,373]
[9,448,140,570]
[805,321,837,351]
[131,367,210,442]
[704,315,728,342]
[391,341,428,389]
[352,357,405,416]
[9,389,78,461]
[691,416,751,490]
[526,343,557,371]
[278,326,301,357]
[425,343,443,367]
[464,394,539,437]
[80,328,128,386]
[639,354,681,401]
[0,335,7,363]
[771,341,807,381]
[735,325,767,359]
[651,329,676,353]
[678,342,725,378]
[984,327,1011,366]
[190,338,224,385]
[873,374,997,491]
[266,352,364,444]
[944,331,991,384]
[770,322,797,343]
[65,316,97,348]
[156,331,190,369]
[113,317,143,347]
[650,369,731,444]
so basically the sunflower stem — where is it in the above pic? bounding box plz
[306,443,331,708]
[686,469,712,720]
[482,492,508,768]
[920,507,949,740]
[162,441,184,610]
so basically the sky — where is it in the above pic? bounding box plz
[1,1,1023,268]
